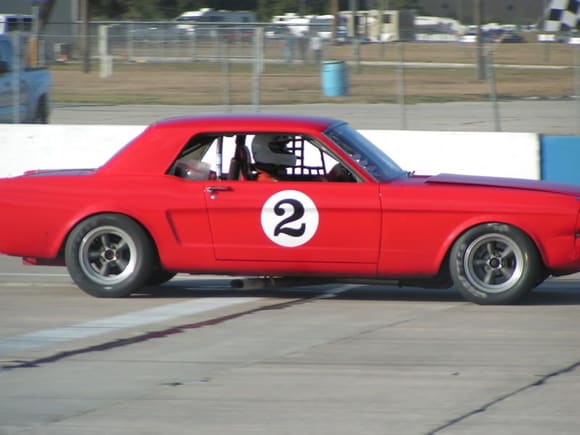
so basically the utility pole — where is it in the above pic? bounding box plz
[350,0,361,72]
[349,0,358,39]
[80,0,90,73]
[474,0,485,80]
[298,0,305,16]
[331,0,338,41]
[37,0,56,33]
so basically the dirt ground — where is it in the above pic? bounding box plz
[50,42,579,106]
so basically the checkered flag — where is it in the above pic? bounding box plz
[545,0,580,31]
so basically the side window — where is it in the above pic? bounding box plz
[287,135,357,182]
[169,134,217,180]
[249,133,357,182]
[169,132,357,182]
[170,134,246,181]
[173,159,212,180]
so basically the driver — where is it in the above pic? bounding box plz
[251,134,296,181]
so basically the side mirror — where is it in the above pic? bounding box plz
[0,61,9,74]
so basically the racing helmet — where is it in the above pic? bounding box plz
[251,134,296,167]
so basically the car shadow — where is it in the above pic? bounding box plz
[133,276,580,306]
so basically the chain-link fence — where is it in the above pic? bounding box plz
[5,20,580,130]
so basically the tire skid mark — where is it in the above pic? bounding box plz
[0,296,314,372]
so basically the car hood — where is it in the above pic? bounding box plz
[424,173,580,197]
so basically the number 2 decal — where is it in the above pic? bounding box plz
[261,190,319,247]
[274,198,305,237]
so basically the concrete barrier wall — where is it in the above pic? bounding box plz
[0,124,564,182]
[0,125,146,178]
[361,130,540,179]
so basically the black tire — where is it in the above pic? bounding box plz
[450,223,542,305]
[147,268,177,286]
[65,214,155,298]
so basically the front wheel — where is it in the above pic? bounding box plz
[450,223,542,305]
[147,267,177,286]
[65,214,155,298]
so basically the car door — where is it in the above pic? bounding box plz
[204,180,381,268]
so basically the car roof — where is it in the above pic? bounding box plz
[98,114,346,176]
[150,114,344,134]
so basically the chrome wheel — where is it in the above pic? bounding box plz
[65,214,155,298]
[450,223,542,305]
[78,226,138,286]
[463,233,524,294]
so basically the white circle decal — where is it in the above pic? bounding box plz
[261,190,319,247]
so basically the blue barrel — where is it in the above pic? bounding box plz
[321,61,348,97]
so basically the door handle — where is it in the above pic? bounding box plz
[205,185,233,194]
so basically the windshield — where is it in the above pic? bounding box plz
[325,123,405,182]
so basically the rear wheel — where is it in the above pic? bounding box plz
[450,223,542,305]
[65,214,155,298]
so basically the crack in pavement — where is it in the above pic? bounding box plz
[427,359,580,434]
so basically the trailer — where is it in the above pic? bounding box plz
[175,8,256,37]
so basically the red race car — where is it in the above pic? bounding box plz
[1,114,580,304]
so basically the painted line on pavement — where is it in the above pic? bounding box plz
[0,297,262,357]
[1,284,362,371]
[0,272,70,277]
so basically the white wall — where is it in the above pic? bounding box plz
[0,125,540,179]
[361,130,540,179]
[0,125,145,178]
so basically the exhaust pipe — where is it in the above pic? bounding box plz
[230,276,336,290]
[230,277,275,290]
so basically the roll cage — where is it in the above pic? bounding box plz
[168,131,359,182]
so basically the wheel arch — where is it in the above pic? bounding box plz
[437,218,547,274]
[59,211,161,262]
[448,220,547,304]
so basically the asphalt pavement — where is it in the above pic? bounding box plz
[52,99,580,134]
[2,252,580,435]
[1,101,580,434]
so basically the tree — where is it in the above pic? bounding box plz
[91,0,130,19]
[38,0,57,31]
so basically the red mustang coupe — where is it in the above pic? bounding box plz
[1,114,580,304]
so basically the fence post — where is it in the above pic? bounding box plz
[252,26,264,112]
[397,41,407,130]
[485,47,501,132]
[222,38,231,111]
[98,25,112,79]
[126,21,134,63]
[11,33,20,123]
[474,0,486,80]
[191,31,197,61]
[80,0,90,73]
[575,44,580,135]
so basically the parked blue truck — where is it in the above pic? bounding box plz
[0,33,51,123]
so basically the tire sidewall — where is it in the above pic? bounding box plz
[147,268,177,286]
[450,223,540,305]
[65,214,154,298]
